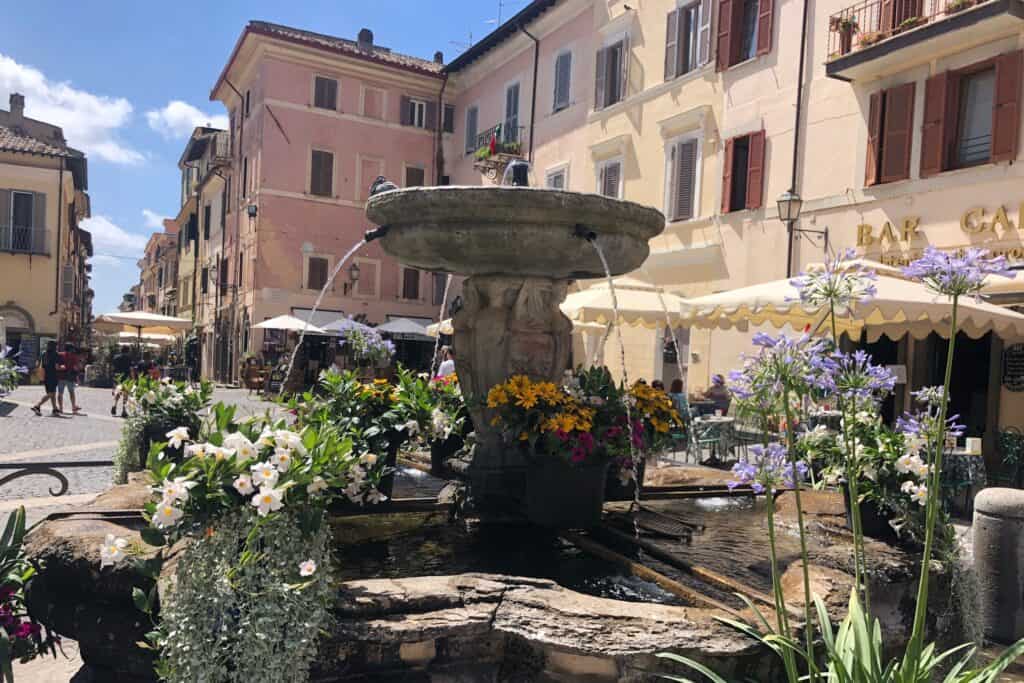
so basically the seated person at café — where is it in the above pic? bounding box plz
[703,374,731,415]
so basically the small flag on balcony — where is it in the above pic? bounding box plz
[489,127,498,156]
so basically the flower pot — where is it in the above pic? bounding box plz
[604,458,646,502]
[844,490,898,542]
[430,433,464,477]
[838,29,855,54]
[525,459,607,529]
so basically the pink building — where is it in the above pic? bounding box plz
[210,22,456,377]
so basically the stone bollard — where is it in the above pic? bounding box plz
[973,487,1024,643]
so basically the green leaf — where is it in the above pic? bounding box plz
[655,653,731,683]
[134,555,164,581]
[132,587,150,614]
[140,527,166,547]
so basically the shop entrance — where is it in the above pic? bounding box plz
[925,332,992,438]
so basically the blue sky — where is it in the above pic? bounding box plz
[0,0,529,315]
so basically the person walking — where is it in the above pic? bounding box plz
[437,346,456,377]
[110,345,134,417]
[31,341,61,416]
[56,343,83,414]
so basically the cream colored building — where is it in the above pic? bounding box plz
[0,93,90,368]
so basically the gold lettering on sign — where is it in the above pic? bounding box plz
[961,207,987,233]
[857,224,874,246]
[991,205,1014,234]
[901,216,921,242]
[880,221,898,244]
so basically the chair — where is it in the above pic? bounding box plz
[991,427,1024,488]
[243,364,267,395]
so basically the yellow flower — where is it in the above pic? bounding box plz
[518,432,530,441]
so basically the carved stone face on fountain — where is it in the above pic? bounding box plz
[367,186,665,509]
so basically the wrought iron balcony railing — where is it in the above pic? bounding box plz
[0,224,45,254]
[827,0,990,60]
[467,124,528,155]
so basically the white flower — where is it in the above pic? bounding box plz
[185,443,208,459]
[233,474,255,496]
[212,446,236,461]
[431,408,450,437]
[905,434,927,456]
[402,420,420,436]
[903,482,928,506]
[251,486,284,516]
[861,463,877,481]
[350,466,367,483]
[99,534,129,567]
[143,391,157,404]
[855,411,876,426]
[274,429,305,453]
[365,488,388,505]
[251,462,280,487]
[224,433,257,460]
[912,460,931,479]
[299,559,317,577]
[153,503,184,528]
[160,476,198,504]
[307,476,328,495]
[359,453,378,467]
[184,385,195,395]
[901,480,918,494]
[896,453,920,475]
[270,448,293,473]
[256,429,275,448]
[344,482,364,503]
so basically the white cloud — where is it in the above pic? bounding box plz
[141,209,169,230]
[145,100,228,140]
[0,53,144,165]
[90,254,124,269]
[81,215,148,260]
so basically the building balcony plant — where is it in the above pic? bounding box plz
[830,16,860,54]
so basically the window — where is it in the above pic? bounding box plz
[158,267,164,289]
[201,267,209,295]
[546,167,568,189]
[359,157,385,201]
[921,51,1022,177]
[307,256,328,290]
[721,130,765,212]
[244,90,251,118]
[310,150,334,196]
[598,159,623,198]
[6,190,40,253]
[443,104,455,133]
[354,259,379,298]
[432,272,448,306]
[668,137,699,221]
[465,105,479,153]
[203,204,212,240]
[241,157,248,198]
[405,166,425,187]
[219,258,228,293]
[553,51,572,112]
[504,83,520,143]
[313,76,338,110]
[406,98,427,128]
[716,0,772,70]
[401,267,421,300]
[595,39,628,110]
[666,2,711,80]
[865,82,915,186]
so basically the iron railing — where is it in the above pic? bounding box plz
[469,124,528,155]
[0,224,44,254]
[827,0,990,60]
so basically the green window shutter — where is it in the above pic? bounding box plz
[0,190,10,251]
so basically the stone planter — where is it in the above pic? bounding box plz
[525,459,607,528]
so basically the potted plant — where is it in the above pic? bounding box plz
[830,16,860,55]
[945,0,975,13]
[858,30,883,47]
[894,15,926,32]
[487,373,625,528]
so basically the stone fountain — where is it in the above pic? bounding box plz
[366,186,664,510]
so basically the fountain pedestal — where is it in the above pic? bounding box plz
[454,275,574,507]
[367,186,664,512]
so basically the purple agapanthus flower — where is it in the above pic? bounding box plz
[830,350,896,404]
[728,443,808,493]
[789,247,879,312]
[902,246,1015,299]
[728,333,837,409]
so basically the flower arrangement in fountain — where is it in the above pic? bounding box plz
[333,317,396,367]
[113,377,213,484]
[104,404,388,683]
[0,346,26,397]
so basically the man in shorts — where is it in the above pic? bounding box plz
[57,343,82,414]
[31,341,60,416]
[110,346,134,417]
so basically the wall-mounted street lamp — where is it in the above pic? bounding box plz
[778,189,828,277]
[348,262,361,283]
[246,204,258,219]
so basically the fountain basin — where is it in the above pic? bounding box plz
[365,186,665,279]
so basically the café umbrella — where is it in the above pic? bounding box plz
[93,311,193,345]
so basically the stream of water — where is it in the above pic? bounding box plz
[647,283,701,458]
[282,238,367,389]
[429,274,453,378]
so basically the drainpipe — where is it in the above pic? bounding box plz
[435,72,449,184]
[51,160,65,320]
[785,0,812,278]
[225,78,246,384]
[518,23,540,163]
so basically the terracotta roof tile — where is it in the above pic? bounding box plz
[0,124,68,157]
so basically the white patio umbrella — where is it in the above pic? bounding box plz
[254,315,330,335]
[114,331,175,345]
[561,277,687,328]
[94,311,193,345]
[376,318,432,340]
[679,267,1024,341]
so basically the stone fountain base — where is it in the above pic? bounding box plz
[23,478,968,682]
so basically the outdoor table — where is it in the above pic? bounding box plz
[808,410,842,432]
[693,415,735,463]
[941,449,987,516]
[689,400,718,417]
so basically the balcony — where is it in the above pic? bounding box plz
[826,0,1024,81]
[0,224,45,254]
[470,123,528,182]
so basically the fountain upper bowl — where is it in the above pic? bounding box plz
[366,186,665,279]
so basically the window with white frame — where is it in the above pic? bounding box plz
[553,51,572,112]
[666,134,701,221]
[465,105,479,153]
[597,158,623,198]
[407,98,427,128]
[546,166,568,189]
[504,83,520,143]
[595,37,628,110]
[313,76,338,110]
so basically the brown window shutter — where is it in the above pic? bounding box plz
[674,139,698,220]
[721,137,735,213]
[716,0,734,71]
[880,82,915,183]
[399,96,412,125]
[745,131,766,210]
[425,101,438,131]
[665,9,680,81]
[865,90,883,186]
[756,0,774,56]
[992,49,1022,163]
[595,47,608,108]
[920,72,949,177]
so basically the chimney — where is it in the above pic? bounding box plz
[9,93,24,123]
[434,51,444,64]
[357,28,373,50]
